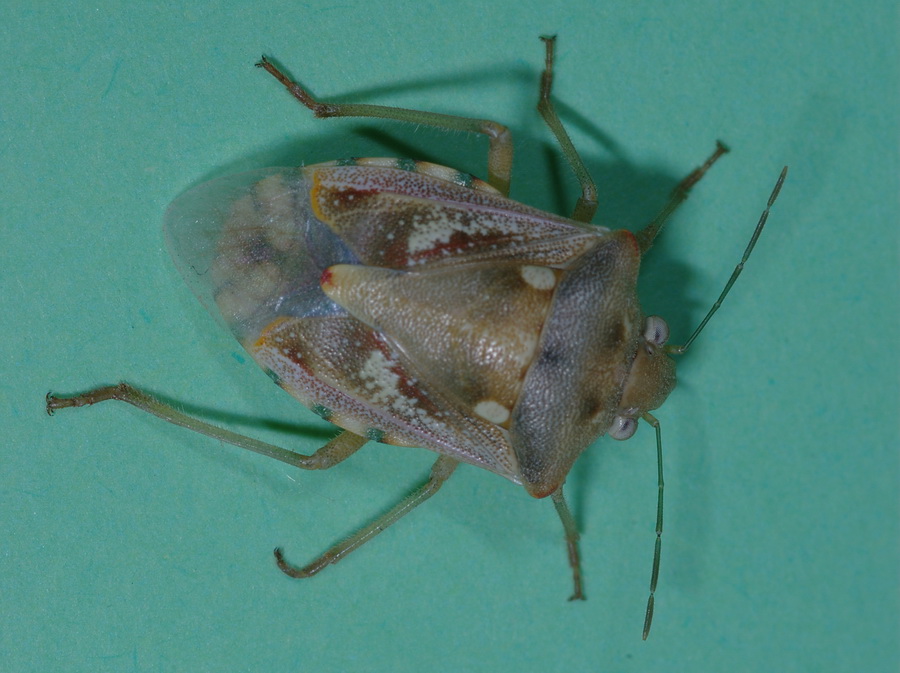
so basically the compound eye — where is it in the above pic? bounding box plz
[608,415,638,440]
[644,315,669,347]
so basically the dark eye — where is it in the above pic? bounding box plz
[608,415,637,440]
[643,315,669,347]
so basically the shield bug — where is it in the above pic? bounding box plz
[47,36,786,638]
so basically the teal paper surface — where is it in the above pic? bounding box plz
[3,1,897,671]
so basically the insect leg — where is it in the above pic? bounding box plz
[46,383,367,470]
[274,455,459,577]
[256,57,513,196]
[550,485,585,601]
[635,142,730,254]
[536,35,598,224]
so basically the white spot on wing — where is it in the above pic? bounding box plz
[405,208,512,255]
[520,265,556,290]
[474,400,510,425]
[358,350,419,419]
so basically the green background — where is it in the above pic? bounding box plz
[3,1,897,671]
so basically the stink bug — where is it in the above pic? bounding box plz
[47,36,786,639]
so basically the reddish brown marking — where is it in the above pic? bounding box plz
[377,240,413,268]
[529,483,560,500]
[377,229,484,268]
[310,172,382,222]
[407,230,480,264]
[254,320,315,376]
[320,267,334,288]
[317,185,380,213]
[618,228,640,255]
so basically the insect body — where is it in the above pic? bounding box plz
[47,37,785,639]
[168,159,659,496]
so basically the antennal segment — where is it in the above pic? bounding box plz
[667,166,788,355]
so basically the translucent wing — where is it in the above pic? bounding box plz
[164,167,359,345]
